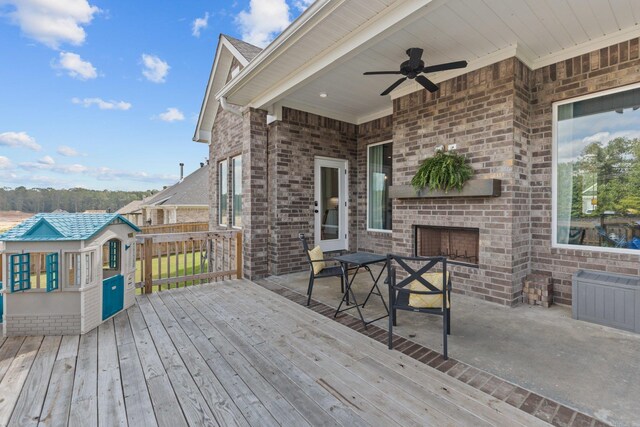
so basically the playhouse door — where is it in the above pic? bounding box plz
[102,275,124,320]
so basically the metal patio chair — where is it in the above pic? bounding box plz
[299,234,345,306]
[387,254,452,359]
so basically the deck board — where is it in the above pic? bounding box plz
[0,279,551,426]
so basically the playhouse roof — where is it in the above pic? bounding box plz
[0,213,140,242]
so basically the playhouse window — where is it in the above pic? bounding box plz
[85,253,94,285]
[553,83,640,253]
[66,253,81,288]
[10,253,31,292]
[129,243,136,270]
[107,240,120,270]
[46,252,59,292]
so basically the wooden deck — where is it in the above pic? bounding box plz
[0,279,550,427]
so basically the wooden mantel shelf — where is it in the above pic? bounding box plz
[389,179,501,199]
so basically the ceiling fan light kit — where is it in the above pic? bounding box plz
[364,48,468,96]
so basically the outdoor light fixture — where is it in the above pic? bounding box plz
[319,92,328,98]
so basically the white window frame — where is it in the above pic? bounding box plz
[366,140,393,233]
[231,155,242,229]
[218,159,229,227]
[551,82,640,255]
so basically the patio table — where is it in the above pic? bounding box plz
[333,252,389,328]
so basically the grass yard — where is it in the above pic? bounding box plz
[134,250,210,293]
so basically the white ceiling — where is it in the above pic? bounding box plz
[224,0,640,124]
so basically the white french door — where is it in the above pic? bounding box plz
[314,157,348,252]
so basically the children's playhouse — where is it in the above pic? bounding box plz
[0,213,139,336]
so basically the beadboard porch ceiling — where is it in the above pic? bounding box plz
[221,0,640,125]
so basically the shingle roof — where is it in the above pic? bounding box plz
[0,213,140,241]
[143,165,209,207]
[117,198,146,215]
[224,35,263,62]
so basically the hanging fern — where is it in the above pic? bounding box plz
[411,150,474,192]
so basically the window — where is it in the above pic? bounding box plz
[219,160,228,226]
[232,155,242,227]
[46,252,59,292]
[367,141,393,231]
[553,84,640,253]
[85,252,94,285]
[66,253,81,288]
[10,253,30,292]
[108,240,120,269]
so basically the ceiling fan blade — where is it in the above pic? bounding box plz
[407,47,424,70]
[363,71,402,75]
[422,60,468,74]
[380,77,407,96]
[415,75,439,93]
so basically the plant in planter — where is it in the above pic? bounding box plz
[411,150,474,192]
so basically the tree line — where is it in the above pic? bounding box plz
[0,187,157,213]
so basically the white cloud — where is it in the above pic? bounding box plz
[94,167,177,183]
[54,52,97,80]
[141,54,169,83]
[0,156,13,169]
[56,145,83,157]
[236,0,290,47]
[38,155,55,165]
[71,97,131,110]
[293,0,314,12]
[192,12,209,37]
[158,107,185,122]
[0,131,41,151]
[4,0,100,49]
[20,161,89,174]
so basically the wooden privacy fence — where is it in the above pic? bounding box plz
[135,230,242,293]
[139,222,210,234]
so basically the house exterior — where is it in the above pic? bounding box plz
[0,213,139,336]
[138,164,209,226]
[195,1,640,307]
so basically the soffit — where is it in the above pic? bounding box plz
[222,0,640,125]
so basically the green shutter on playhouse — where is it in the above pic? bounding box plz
[10,253,31,292]
[46,253,59,292]
[109,240,119,268]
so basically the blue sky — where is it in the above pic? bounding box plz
[0,0,310,191]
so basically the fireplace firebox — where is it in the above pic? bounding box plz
[414,225,479,266]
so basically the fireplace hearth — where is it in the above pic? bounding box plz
[414,225,479,266]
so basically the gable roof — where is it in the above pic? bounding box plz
[0,213,140,242]
[225,35,262,62]
[194,34,262,143]
[117,198,146,215]
[143,165,208,207]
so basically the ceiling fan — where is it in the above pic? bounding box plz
[364,48,467,96]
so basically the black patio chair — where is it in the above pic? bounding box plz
[299,234,345,306]
[387,254,452,359]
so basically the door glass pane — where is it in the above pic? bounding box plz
[321,166,339,241]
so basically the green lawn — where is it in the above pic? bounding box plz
[135,251,208,293]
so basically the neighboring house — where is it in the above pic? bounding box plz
[194,1,640,307]
[0,213,139,336]
[117,198,146,227]
[140,164,209,226]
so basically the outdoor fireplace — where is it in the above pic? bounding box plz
[414,225,480,266]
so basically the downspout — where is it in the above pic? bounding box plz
[220,97,243,117]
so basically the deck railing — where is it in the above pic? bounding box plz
[135,230,242,293]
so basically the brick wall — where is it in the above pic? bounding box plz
[267,107,358,275]
[4,313,81,336]
[392,58,525,305]
[242,108,269,278]
[356,115,394,255]
[175,207,208,224]
[529,37,640,305]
